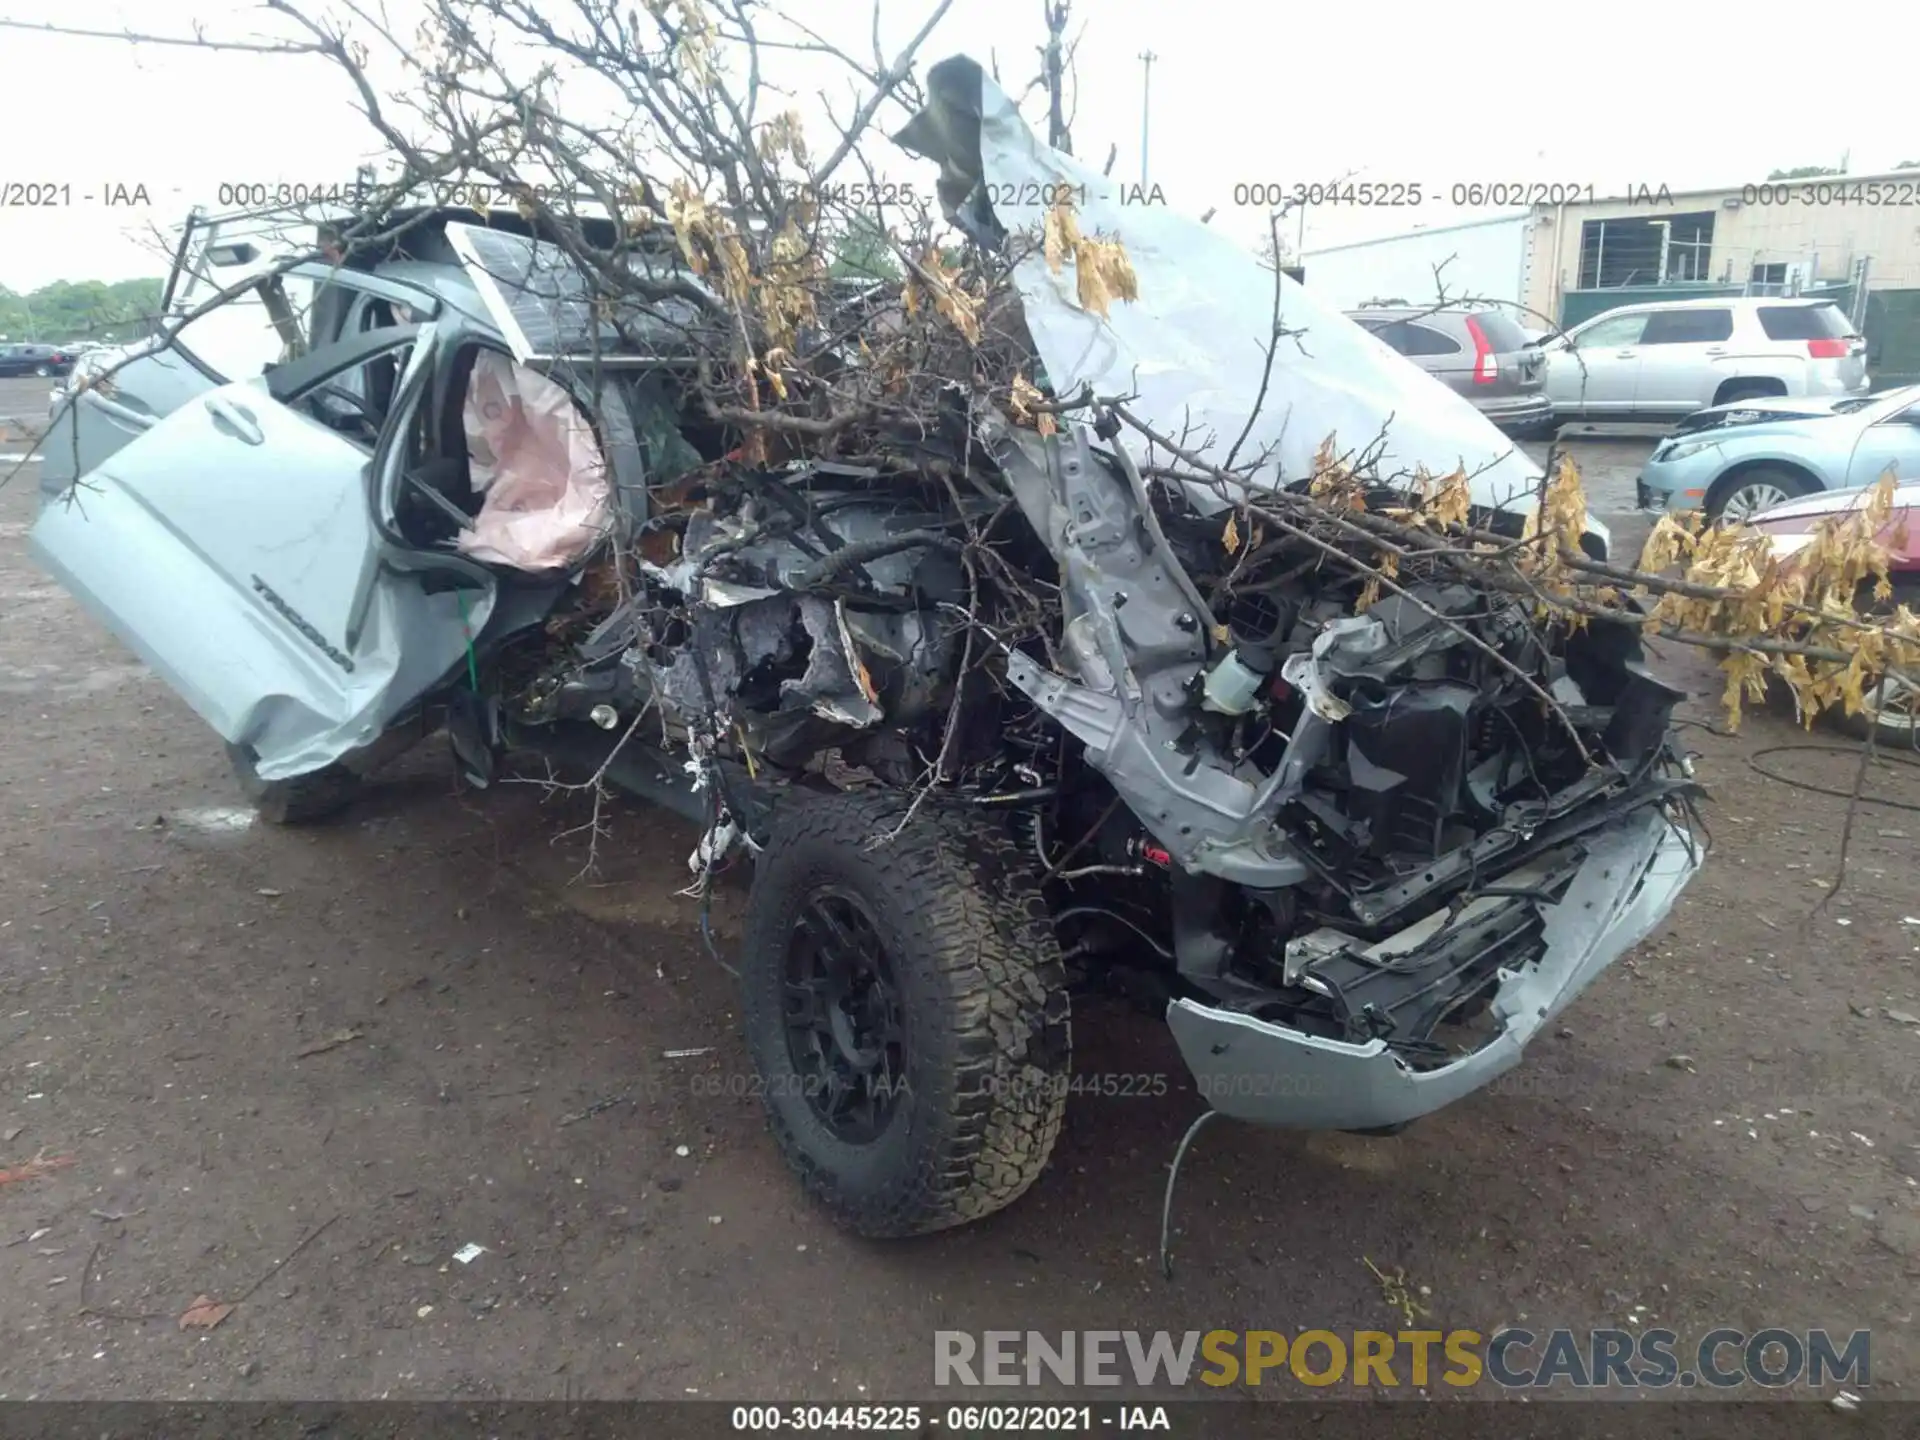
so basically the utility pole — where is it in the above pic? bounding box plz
[1043,2,1072,155]
[1138,50,1156,189]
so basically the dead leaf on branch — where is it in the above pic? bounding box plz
[642,0,718,85]
[1009,373,1055,436]
[757,221,821,349]
[756,109,809,169]
[1629,471,1920,728]
[1519,452,1589,571]
[1042,196,1081,274]
[1039,193,1138,318]
[759,350,792,402]
[1072,237,1139,318]
[908,249,981,345]
[1635,511,1701,574]
[1356,552,1399,612]
[1307,434,1367,512]
[664,181,754,312]
[1428,468,1472,529]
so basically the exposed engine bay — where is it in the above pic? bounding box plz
[484,401,1701,1093]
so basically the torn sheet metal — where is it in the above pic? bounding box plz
[1280,622,1367,723]
[984,413,1317,888]
[1167,809,1701,1130]
[645,593,885,732]
[459,350,613,570]
[28,353,495,783]
[898,57,1564,525]
[634,489,955,735]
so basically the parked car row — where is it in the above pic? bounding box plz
[1347,296,1869,444]
[1351,293,1913,738]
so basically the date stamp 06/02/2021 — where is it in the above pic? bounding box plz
[8,174,1920,214]
[1228,178,1920,209]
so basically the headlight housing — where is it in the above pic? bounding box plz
[1653,436,1721,463]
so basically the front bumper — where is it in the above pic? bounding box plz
[1166,807,1700,1131]
[1636,448,1721,514]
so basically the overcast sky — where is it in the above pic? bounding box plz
[0,0,1913,296]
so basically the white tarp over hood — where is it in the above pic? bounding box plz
[896,56,1573,529]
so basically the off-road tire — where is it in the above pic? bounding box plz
[740,791,1072,1237]
[225,742,361,825]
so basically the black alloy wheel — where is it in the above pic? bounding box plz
[783,886,907,1144]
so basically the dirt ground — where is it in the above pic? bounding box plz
[1,375,1917,1403]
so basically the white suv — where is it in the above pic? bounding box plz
[1542,297,1867,421]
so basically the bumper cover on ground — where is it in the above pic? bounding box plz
[1166,807,1700,1130]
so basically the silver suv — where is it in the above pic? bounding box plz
[1543,297,1867,421]
[1346,306,1553,437]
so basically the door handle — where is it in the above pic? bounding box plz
[204,394,264,446]
[1616,349,1638,358]
[1704,346,1727,356]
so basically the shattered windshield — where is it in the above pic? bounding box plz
[444,221,713,365]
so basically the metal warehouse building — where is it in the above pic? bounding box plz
[1302,170,1920,384]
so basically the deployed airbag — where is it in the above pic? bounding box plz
[459,350,612,569]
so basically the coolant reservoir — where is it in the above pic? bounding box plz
[1200,646,1274,715]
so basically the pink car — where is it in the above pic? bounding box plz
[1747,481,1920,744]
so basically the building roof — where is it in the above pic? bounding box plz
[1301,210,1534,257]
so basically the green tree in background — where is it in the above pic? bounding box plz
[0,278,163,343]
[826,212,902,282]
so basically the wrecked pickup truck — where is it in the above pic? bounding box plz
[29,57,1703,1237]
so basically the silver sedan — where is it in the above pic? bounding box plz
[1636,385,1920,522]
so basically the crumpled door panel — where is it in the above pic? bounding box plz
[31,378,490,780]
